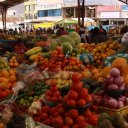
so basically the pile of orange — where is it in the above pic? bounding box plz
[88,40,122,65]
[91,68,103,82]
[9,56,19,68]
[0,69,17,99]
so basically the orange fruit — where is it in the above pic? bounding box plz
[9,59,14,63]
[8,76,16,83]
[9,63,14,67]
[0,77,8,83]
[92,69,99,74]
[14,63,19,67]
[0,70,9,78]
[9,69,16,76]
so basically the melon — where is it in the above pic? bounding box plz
[49,41,59,51]
[69,31,81,45]
[61,42,73,55]
[59,35,75,48]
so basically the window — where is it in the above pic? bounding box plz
[30,4,36,11]
[38,9,61,17]
[25,5,30,11]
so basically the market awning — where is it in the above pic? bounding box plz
[0,0,28,8]
[118,0,128,4]
[55,18,78,25]
[33,22,55,28]
[0,0,28,29]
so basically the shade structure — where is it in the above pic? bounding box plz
[118,0,128,4]
[33,22,55,28]
[0,0,28,29]
[0,0,28,8]
[55,18,78,25]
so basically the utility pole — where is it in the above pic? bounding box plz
[77,0,85,26]
[78,0,80,26]
[82,0,85,27]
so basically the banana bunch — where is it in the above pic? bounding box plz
[0,57,10,70]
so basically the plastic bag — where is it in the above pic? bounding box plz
[26,117,53,128]
[104,53,128,66]
[16,64,44,86]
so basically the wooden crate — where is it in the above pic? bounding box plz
[98,106,128,120]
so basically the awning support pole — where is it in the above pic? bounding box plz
[0,5,8,30]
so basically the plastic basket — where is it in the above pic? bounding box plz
[64,103,92,114]
[98,106,128,120]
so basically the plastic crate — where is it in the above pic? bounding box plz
[98,106,128,120]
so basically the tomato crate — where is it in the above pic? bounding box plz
[98,106,128,121]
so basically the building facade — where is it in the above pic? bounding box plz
[23,0,128,26]
[36,0,63,21]
[24,0,37,20]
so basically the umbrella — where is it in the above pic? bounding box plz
[55,18,78,25]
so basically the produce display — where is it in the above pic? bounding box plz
[0,69,16,99]
[9,56,19,68]
[0,31,128,128]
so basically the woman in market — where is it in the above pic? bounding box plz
[90,27,107,43]
[80,29,88,43]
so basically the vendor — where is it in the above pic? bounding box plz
[14,38,27,55]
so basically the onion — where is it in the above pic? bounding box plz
[108,98,118,109]
[93,95,102,105]
[110,68,120,77]
[108,84,118,90]
[118,96,126,103]
[119,83,125,90]
[114,76,124,86]
[104,77,114,86]
[118,101,124,108]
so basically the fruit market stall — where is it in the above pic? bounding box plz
[0,31,128,128]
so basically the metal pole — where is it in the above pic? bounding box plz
[82,0,85,26]
[78,0,80,26]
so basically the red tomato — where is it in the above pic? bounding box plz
[53,91,61,97]
[68,90,78,100]
[52,116,64,128]
[84,109,92,117]
[50,107,57,114]
[86,95,93,103]
[45,96,51,101]
[50,79,57,86]
[45,90,52,96]
[51,97,58,102]
[88,114,98,126]
[56,46,62,51]
[69,109,79,119]
[64,95,69,102]
[72,124,79,128]
[62,126,70,128]
[71,82,83,91]
[40,113,48,120]
[53,112,59,117]
[34,117,41,122]
[65,117,74,126]
[59,54,64,58]
[44,118,51,125]
[72,72,82,82]
[79,88,89,99]
[67,100,76,107]
[58,107,65,115]
[79,122,90,128]
[77,99,86,106]
[76,116,85,124]
[42,106,50,113]
[36,110,42,115]
[51,86,58,92]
